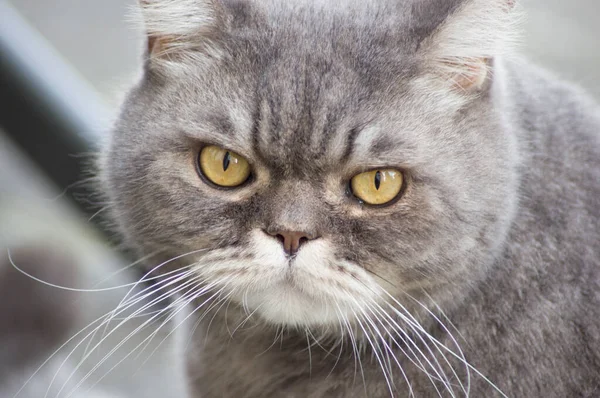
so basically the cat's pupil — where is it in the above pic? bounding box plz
[223,152,231,171]
[374,171,382,190]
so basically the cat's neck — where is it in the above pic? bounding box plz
[186,301,467,397]
[210,295,457,349]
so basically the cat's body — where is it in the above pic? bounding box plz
[102,0,600,396]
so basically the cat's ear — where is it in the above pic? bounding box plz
[136,0,226,65]
[419,0,520,92]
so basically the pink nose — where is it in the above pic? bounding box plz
[267,230,316,256]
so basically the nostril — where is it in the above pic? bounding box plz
[299,236,309,246]
[275,234,286,245]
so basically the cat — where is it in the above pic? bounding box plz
[100,0,600,396]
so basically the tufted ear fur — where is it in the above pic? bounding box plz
[420,0,520,92]
[136,0,226,66]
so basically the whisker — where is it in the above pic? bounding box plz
[325,308,346,380]
[95,266,198,342]
[305,330,313,378]
[49,274,207,398]
[422,291,468,345]
[334,301,367,395]
[204,287,238,343]
[84,266,197,357]
[382,289,501,396]
[115,249,209,307]
[90,250,162,288]
[230,303,263,338]
[255,325,285,358]
[401,292,477,397]
[46,279,195,398]
[346,273,464,396]
[140,282,236,367]
[383,300,460,397]
[11,309,125,398]
[365,298,448,397]
[421,291,472,396]
[78,283,231,398]
[6,248,203,293]
[349,306,395,397]
[60,280,219,398]
[360,302,417,397]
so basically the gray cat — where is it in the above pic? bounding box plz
[101,0,600,396]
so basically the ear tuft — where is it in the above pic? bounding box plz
[421,0,522,92]
[136,0,225,64]
[444,58,489,91]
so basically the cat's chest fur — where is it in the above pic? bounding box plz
[188,296,600,398]
[187,316,456,397]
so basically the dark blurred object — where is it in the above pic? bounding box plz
[0,244,79,379]
[0,1,109,214]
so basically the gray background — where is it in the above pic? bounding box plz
[1,0,599,397]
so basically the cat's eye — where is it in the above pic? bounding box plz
[198,145,251,188]
[350,169,404,206]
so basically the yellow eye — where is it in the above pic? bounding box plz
[198,145,251,187]
[350,169,404,205]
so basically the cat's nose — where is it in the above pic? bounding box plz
[266,230,317,256]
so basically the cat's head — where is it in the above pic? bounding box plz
[102,0,520,329]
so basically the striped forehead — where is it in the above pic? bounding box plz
[188,88,405,180]
[192,53,407,175]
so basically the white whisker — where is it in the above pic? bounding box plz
[305,330,313,378]
[115,249,209,307]
[6,248,203,293]
[366,298,447,398]
[360,302,416,397]
[84,266,197,357]
[382,289,504,397]
[230,303,263,338]
[350,306,395,397]
[334,301,367,395]
[78,282,232,398]
[383,300,460,397]
[49,274,208,398]
[60,280,220,398]
[347,274,465,396]
[325,309,346,379]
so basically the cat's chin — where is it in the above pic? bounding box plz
[239,261,370,328]
[243,285,346,328]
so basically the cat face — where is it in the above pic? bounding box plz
[104,0,519,328]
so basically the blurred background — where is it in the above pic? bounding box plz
[0,0,598,397]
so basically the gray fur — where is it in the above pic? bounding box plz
[102,0,600,396]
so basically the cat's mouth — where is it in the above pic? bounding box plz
[237,256,377,327]
[282,261,300,281]
[196,230,381,327]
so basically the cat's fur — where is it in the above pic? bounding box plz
[102,0,600,396]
